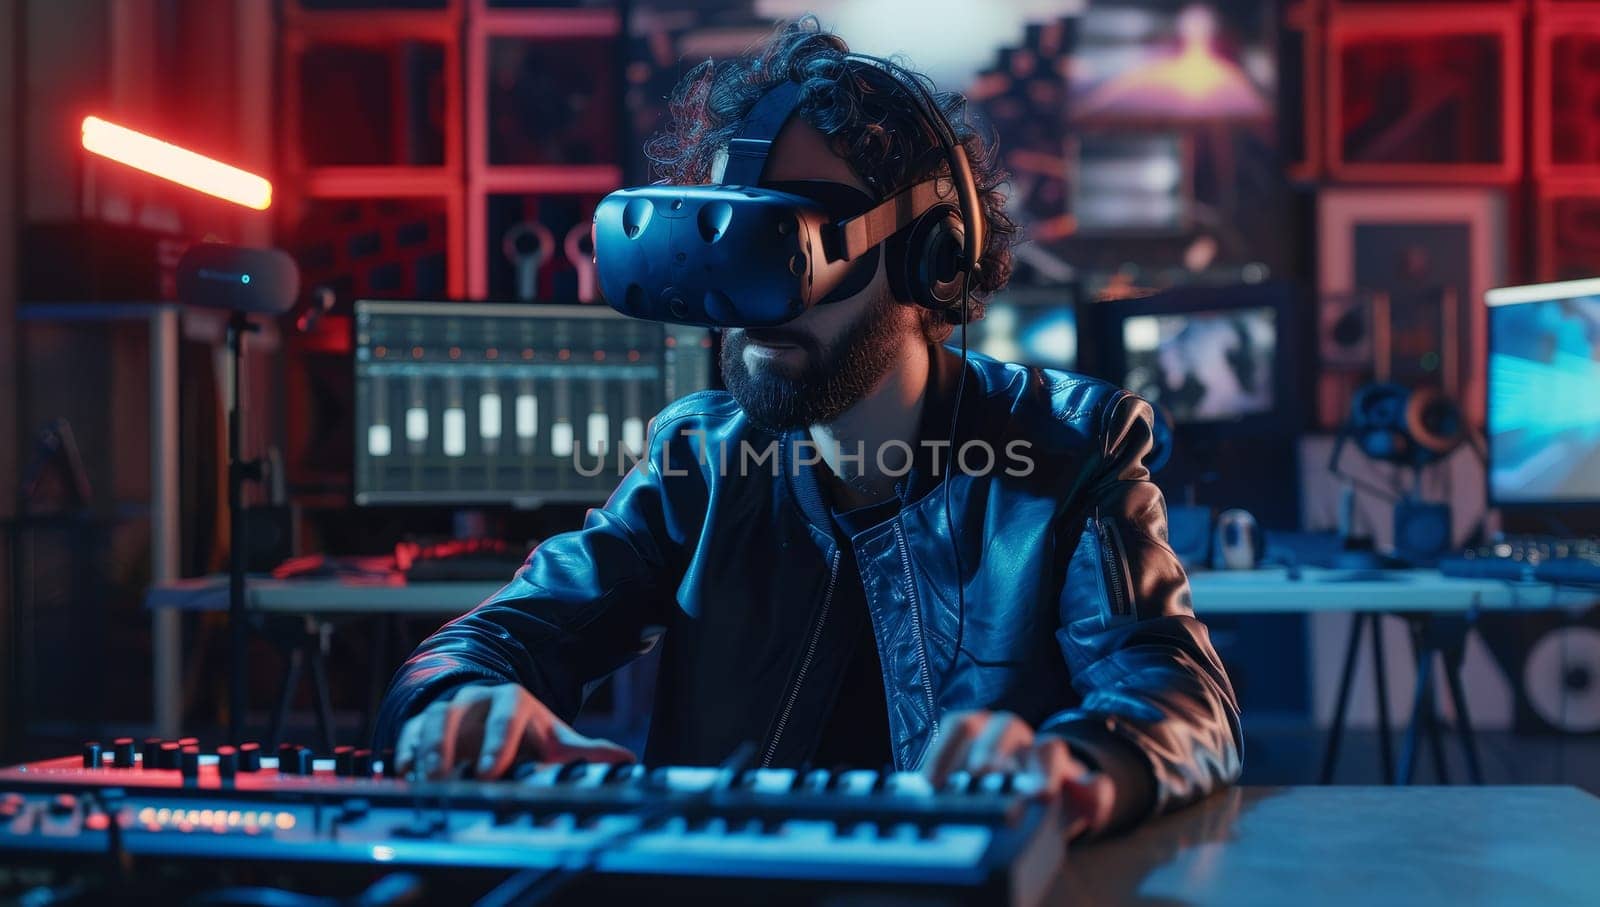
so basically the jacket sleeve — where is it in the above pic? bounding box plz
[372,412,702,749]
[1038,390,1243,833]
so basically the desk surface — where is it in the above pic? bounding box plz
[146,567,1600,617]
[1056,785,1600,906]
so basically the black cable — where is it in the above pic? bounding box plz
[475,744,761,907]
[947,288,970,666]
[82,789,128,875]
[844,53,975,671]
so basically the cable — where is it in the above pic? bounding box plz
[474,744,760,907]
[845,53,974,670]
[947,287,970,667]
[81,789,127,872]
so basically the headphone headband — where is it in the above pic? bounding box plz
[715,55,986,297]
[842,54,984,279]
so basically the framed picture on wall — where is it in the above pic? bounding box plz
[1317,188,1507,428]
[1326,5,1521,183]
[1537,180,1600,282]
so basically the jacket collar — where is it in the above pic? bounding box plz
[783,343,979,541]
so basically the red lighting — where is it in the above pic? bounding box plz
[81,116,273,210]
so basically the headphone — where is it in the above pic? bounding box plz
[1348,383,1464,467]
[839,54,986,322]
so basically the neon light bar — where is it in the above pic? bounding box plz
[81,116,272,210]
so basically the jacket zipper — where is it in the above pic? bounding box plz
[1095,511,1134,621]
[761,548,843,768]
[893,518,941,746]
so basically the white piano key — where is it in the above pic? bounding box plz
[748,768,797,795]
[657,766,723,793]
[800,768,832,792]
[837,769,879,795]
[885,772,934,797]
[515,763,565,788]
[571,762,613,788]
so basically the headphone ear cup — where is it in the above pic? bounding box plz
[889,206,969,317]
[920,213,967,313]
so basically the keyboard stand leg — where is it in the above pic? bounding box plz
[268,645,304,751]
[1371,614,1394,785]
[308,622,338,754]
[1320,612,1366,784]
[1398,619,1436,785]
[1441,619,1485,785]
[1415,618,1451,785]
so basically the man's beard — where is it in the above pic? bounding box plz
[720,290,905,431]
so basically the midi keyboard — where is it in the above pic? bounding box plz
[0,741,1066,905]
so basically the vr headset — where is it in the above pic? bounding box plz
[593,58,986,329]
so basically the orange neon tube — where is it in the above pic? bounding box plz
[81,116,273,211]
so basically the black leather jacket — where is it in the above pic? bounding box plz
[376,345,1242,828]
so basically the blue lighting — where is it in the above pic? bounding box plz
[240,274,251,285]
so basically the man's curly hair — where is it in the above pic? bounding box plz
[644,17,1018,341]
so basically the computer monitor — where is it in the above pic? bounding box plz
[965,285,1078,371]
[1486,278,1600,509]
[1084,281,1304,438]
[353,300,714,506]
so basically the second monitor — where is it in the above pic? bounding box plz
[1083,280,1305,438]
[354,301,715,507]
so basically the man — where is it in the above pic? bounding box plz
[377,21,1241,839]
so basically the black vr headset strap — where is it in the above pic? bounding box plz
[832,179,946,261]
[722,80,805,186]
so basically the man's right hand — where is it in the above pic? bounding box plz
[393,683,636,780]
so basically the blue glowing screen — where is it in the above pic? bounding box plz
[966,290,1077,371]
[1488,288,1600,504]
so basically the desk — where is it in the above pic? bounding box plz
[147,576,506,746]
[148,566,1599,616]
[147,569,1600,776]
[1056,786,1600,906]
[1196,568,1599,786]
[1190,567,1598,615]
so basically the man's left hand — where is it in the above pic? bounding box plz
[920,710,1117,839]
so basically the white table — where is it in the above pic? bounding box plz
[1190,566,1598,614]
[148,568,1600,777]
[146,565,1598,622]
